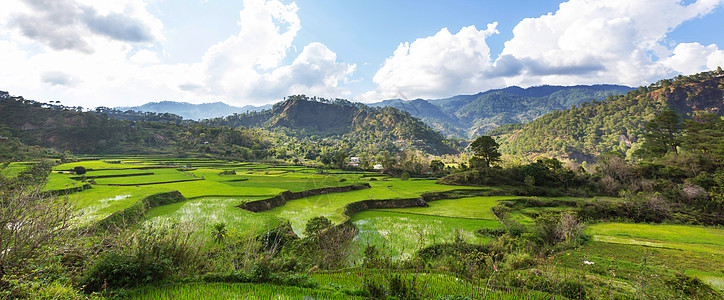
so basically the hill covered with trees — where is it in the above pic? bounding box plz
[0,93,275,160]
[489,69,724,161]
[372,85,633,138]
[202,95,459,155]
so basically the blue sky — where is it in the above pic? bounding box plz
[1,0,723,108]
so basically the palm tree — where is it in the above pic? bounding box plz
[212,222,227,245]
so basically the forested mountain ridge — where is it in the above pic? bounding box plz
[371,85,633,138]
[0,94,274,159]
[489,69,724,161]
[202,95,459,155]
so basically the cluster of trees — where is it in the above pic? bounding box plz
[490,68,724,160]
[0,95,279,160]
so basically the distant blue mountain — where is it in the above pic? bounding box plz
[119,101,272,120]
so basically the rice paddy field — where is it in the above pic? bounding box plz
[123,282,368,300]
[585,222,724,291]
[351,210,500,260]
[23,156,723,297]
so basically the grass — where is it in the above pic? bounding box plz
[260,179,483,235]
[554,240,724,293]
[587,223,724,255]
[309,269,557,299]
[144,196,280,235]
[123,282,367,299]
[378,196,518,220]
[68,185,172,224]
[351,210,499,260]
[0,162,28,177]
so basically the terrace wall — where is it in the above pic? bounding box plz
[92,191,186,231]
[42,183,92,197]
[238,183,372,212]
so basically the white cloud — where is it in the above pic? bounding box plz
[0,0,355,107]
[662,42,724,74]
[129,49,160,65]
[5,0,161,53]
[199,0,354,104]
[361,0,724,102]
[359,24,501,101]
[499,0,723,87]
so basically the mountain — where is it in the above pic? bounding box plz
[202,95,459,155]
[488,70,724,161]
[0,93,274,158]
[120,101,271,120]
[370,85,634,138]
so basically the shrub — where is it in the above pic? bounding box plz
[81,224,204,292]
[664,272,722,298]
[502,252,535,269]
[80,252,171,292]
[73,166,87,175]
[218,170,235,175]
[304,216,332,237]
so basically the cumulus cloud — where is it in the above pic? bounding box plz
[661,42,724,74]
[200,0,355,104]
[8,0,159,53]
[0,0,356,107]
[360,23,501,101]
[499,0,723,87]
[361,0,724,102]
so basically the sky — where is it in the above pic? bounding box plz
[1,0,724,108]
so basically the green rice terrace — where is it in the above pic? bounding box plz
[4,154,724,299]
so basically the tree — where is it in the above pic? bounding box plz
[332,150,348,169]
[73,166,87,175]
[429,160,444,173]
[305,216,332,237]
[636,110,682,158]
[681,112,724,161]
[469,136,501,168]
[211,222,227,244]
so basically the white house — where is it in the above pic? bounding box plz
[373,164,383,170]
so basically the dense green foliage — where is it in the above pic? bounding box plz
[203,95,459,155]
[491,69,724,160]
[0,94,276,160]
[375,84,633,138]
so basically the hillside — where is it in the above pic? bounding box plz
[120,101,271,120]
[0,94,274,159]
[203,95,459,155]
[489,70,724,161]
[371,85,633,138]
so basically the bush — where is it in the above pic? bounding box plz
[80,252,171,292]
[81,224,204,292]
[664,272,722,298]
[218,170,236,175]
[73,166,87,175]
[305,216,332,237]
[502,252,535,269]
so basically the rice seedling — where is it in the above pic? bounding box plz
[587,223,724,255]
[124,282,367,299]
[351,210,499,260]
